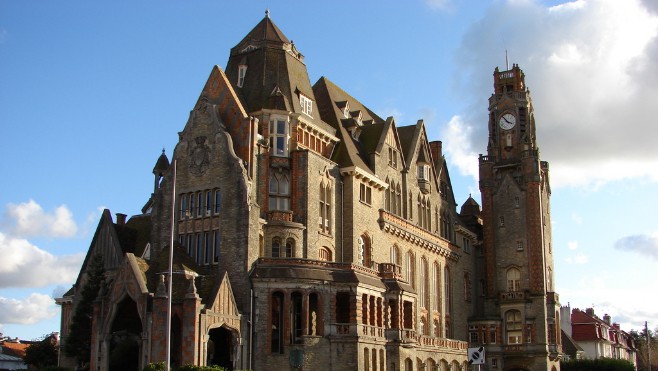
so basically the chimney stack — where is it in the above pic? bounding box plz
[429,141,443,172]
[116,213,127,226]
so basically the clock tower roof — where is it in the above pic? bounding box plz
[493,64,526,95]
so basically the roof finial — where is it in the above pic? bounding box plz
[162,148,165,154]
[265,8,270,18]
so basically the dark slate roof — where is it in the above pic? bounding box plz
[561,330,584,359]
[460,196,481,217]
[396,125,416,161]
[313,77,385,173]
[125,214,152,257]
[153,149,170,175]
[224,15,334,135]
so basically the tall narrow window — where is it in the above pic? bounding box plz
[197,192,203,217]
[269,174,290,210]
[180,194,187,220]
[269,116,290,157]
[214,189,221,214]
[272,238,281,258]
[237,65,247,88]
[319,182,331,234]
[205,191,212,216]
[444,267,451,315]
[213,230,219,263]
[421,258,429,309]
[406,251,415,288]
[391,245,401,267]
[204,232,210,265]
[506,310,522,344]
[507,268,521,292]
[359,183,372,205]
[291,292,303,344]
[195,233,202,264]
[432,262,440,311]
[285,239,294,258]
[271,292,284,353]
[358,235,371,267]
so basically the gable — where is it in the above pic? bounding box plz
[205,271,241,332]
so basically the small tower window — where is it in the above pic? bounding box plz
[269,116,290,157]
[237,65,247,87]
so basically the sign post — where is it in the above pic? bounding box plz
[468,346,485,370]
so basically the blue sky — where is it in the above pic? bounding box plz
[1,0,658,340]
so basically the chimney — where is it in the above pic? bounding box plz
[116,213,127,226]
[603,313,611,325]
[429,141,443,172]
[585,308,595,316]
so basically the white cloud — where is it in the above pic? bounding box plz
[448,0,658,188]
[425,0,451,11]
[613,232,658,261]
[4,200,77,238]
[567,241,578,250]
[565,252,588,264]
[0,232,84,288]
[440,115,479,179]
[0,293,57,325]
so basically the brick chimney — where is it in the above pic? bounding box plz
[585,308,595,316]
[603,313,611,325]
[116,213,127,226]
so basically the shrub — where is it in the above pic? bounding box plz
[561,357,635,371]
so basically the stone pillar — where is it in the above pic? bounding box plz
[182,276,202,366]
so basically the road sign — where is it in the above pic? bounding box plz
[468,346,485,365]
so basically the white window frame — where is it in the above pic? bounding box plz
[237,65,247,87]
[269,115,290,157]
[300,94,313,117]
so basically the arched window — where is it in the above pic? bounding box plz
[391,245,401,268]
[432,261,440,312]
[506,310,523,344]
[409,191,413,220]
[421,257,429,309]
[507,268,521,292]
[269,173,290,211]
[319,181,332,234]
[420,316,428,335]
[385,178,391,211]
[396,183,402,216]
[290,292,303,344]
[272,238,281,258]
[358,235,372,267]
[319,247,332,261]
[285,238,294,258]
[364,348,370,371]
[444,266,451,315]
[406,251,415,288]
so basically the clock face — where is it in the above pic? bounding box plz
[499,113,516,130]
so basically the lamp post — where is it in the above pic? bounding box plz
[166,160,177,371]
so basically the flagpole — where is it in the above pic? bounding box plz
[166,160,177,371]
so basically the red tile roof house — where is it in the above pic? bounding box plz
[564,306,638,367]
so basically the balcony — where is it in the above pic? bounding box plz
[499,291,526,302]
[418,179,431,194]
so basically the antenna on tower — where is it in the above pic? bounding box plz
[505,50,509,71]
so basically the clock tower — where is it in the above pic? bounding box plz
[472,64,562,370]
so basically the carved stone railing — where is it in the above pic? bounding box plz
[499,291,526,302]
[378,210,459,261]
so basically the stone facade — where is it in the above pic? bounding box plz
[57,14,559,371]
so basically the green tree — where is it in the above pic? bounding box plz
[630,326,658,371]
[24,333,58,369]
[64,254,105,368]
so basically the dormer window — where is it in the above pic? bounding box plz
[237,65,247,88]
[353,110,363,125]
[417,164,429,181]
[300,94,313,117]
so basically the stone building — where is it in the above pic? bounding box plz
[57,13,560,371]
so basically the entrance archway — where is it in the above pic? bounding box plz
[208,326,235,370]
[109,296,142,371]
